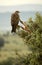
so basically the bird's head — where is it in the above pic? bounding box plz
[15,11,20,13]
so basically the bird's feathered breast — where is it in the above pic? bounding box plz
[11,13,20,25]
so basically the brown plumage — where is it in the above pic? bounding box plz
[11,11,22,33]
[11,11,19,25]
[11,11,31,33]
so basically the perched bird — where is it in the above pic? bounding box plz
[11,11,24,33]
[11,11,31,33]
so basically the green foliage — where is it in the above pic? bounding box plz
[25,12,42,65]
[35,12,42,29]
[0,37,5,49]
[0,58,13,65]
[19,12,42,65]
[0,12,42,65]
[18,30,28,39]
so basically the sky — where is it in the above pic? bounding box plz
[0,0,42,30]
[0,0,42,6]
[0,0,42,12]
[0,4,42,13]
